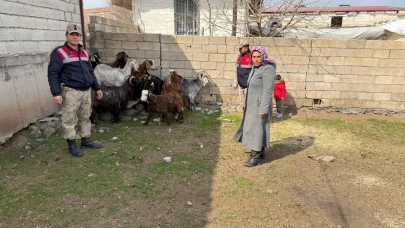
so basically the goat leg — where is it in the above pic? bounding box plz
[164,113,171,126]
[111,109,121,123]
[144,112,153,126]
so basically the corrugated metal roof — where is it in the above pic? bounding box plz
[263,6,405,13]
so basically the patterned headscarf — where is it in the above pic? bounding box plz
[251,46,275,66]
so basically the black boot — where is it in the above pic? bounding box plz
[81,137,102,149]
[249,148,265,159]
[244,150,262,167]
[67,139,83,157]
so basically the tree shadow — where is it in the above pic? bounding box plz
[262,136,315,164]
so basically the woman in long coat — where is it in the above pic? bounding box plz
[232,46,276,167]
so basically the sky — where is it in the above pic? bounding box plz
[83,0,405,9]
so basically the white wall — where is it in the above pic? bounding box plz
[133,0,174,35]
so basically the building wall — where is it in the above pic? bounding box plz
[0,0,82,144]
[274,11,405,28]
[133,0,175,34]
[91,33,405,111]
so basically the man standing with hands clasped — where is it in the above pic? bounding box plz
[233,41,252,110]
[47,23,103,157]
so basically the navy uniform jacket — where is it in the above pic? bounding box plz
[48,42,101,96]
[235,50,252,89]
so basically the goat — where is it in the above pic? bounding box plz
[162,70,182,95]
[90,52,101,70]
[110,51,129,69]
[171,71,210,111]
[94,59,139,87]
[133,59,157,80]
[91,76,141,123]
[140,90,184,126]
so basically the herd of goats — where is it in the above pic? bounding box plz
[90,52,211,125]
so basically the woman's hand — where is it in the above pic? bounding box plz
[259,112,266,117]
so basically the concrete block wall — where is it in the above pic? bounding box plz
[91,32,405,112]
[0,0,81,144]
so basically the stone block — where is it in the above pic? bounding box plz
[340,91,357,99]
[306,82,332,90]
[392,76,405,85]
[144,33,160,42]
[0,14,21,28]
[192,36,209,45]
[363,100,381,108]
[357,75,375,83]
[323,91,341,99]
[184,61,200,70]
[169,61,185,69]
[373,93,391,101]
[111,33,128,41]
[209,36,225,45]
[335,49,356,57]
[223,71,236,80]
[65,12,72,22]
[93,40,105,49]
[217,45,227,54]
[379,101,398,110]
[89,16,102,24]
[285,73,306,82]
[161,51,177,61]
[72,13,80,23]
[225,36,239,46]
[292,56,309,65]
[322,74,340,83]
[375,85,402,93]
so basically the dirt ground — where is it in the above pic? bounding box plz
[1,110,404,227]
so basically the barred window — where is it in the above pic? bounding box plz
[174,0,199,35]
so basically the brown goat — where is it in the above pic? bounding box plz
[140,90,184,126]
[133,59,156,79]
[109,51,129,68]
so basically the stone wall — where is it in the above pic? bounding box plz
[0,0,81,144]
[91,32,405,112]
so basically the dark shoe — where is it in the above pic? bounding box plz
[67,139,83,157]
[81,137,102,149]
[244,158,261,167]
[248,149,265,159]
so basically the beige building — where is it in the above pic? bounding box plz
[263,5,405,29]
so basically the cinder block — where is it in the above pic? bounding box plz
[382,40,402,50]
[379,58,398,67]
[373,49,390,58]
[346,40,365,49]
[373,93,391,101]
[185,44,202,53]
[379,101,399,110]
[202,45,218,53]
[225,53,235,63]
[92,40,105,49]
[175,35,192,44]
[143,33,159,42]
[323,74,341,83]
[386,68,404,76]
[392,76,405,85]
[357,92,373,100]
[200,61,217,70]
[0,14,21,28]
[144,51,160,59]
[390,50,405,58]
[223,71,236,79]
[305,91,324,98]
[375,76,393,84]
[72,13,80,23]
[328,40,347,48]
[225,36,239,46]
[340,91,357,99]
[192,36,209,45]
[335,49,356,57]
[292,56,309,65]
[57,0,68,10]
[357,75,375,83]
[306,82,332,90]
[365,40,383,49]
[392,93,405,102]
[67,3,75,12]
[209,36,225,45]
[111,33,127,41]
[362,58,379,67]
[285,73,306,82]
[375,84,401,93]
[192,53,208,62]
[208,54,225,62]
[161,51,177,61]
[127,33,144,42]
[184,61,200,70]
[105,40,122,49]
[327,57,345,66]
[168,61,185,69]
[0,28,16,41]
[363,100,381,108]
[121,41,137,49]
[177,52,192,61]
[354,49,374,58]
[161,35,176,44]
[323,91,341,99]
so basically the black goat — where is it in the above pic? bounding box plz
[90,51,129,70]
[91,76,141,123]
[90,53,101,70]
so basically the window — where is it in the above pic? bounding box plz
[331,16,343,27]
[174,0,199,35]
[99,12,104,17]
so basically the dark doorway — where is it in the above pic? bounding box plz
[331,16,343,27]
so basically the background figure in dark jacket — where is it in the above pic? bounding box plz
[47,23,103,157]
[233,41,252,107]
[273,74,286,118]
[232,46,276,167]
